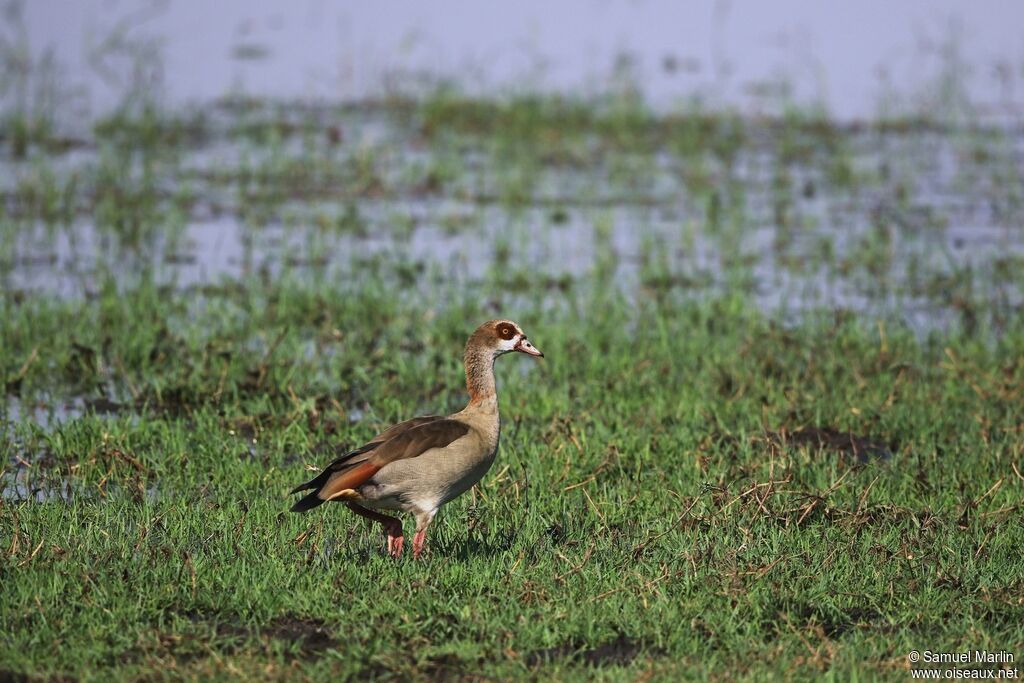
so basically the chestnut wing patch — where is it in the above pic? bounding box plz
[365,415,447,449]
[289,417,470,512]
[314,415,448,475]
[314,419,470,506]
[289,415,446,510]
[367,419,471,467]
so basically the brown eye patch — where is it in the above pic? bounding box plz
[497,324,515,340]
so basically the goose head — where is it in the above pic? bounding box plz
[470,320,544,359]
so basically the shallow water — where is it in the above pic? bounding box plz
[1,91,1022,445]
[3,106,1022,335]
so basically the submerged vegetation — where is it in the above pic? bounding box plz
[2,11,1024,679]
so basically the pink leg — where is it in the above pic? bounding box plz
[412,510,437,560]
[388,534,404,558]
[412,528,428,559]
[346,503,404,558]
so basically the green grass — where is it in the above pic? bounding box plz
[2,277,1023,680]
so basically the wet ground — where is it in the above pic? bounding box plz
[3,99,1022,335]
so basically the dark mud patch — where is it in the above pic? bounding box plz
[525,633,663,668]
[82,397,125,414]
[121,613,338,664]
[769,427,893,462]
[768,603,892,639]
[419,653,481,680]
[344,652,483,681]
[207,615,337,659]
[264,617,338,656]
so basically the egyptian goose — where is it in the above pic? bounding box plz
[290,320,543,559]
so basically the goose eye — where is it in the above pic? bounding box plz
[499,326,513,339]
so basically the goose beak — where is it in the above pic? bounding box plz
[515,337,544,357]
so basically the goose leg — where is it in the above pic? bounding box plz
[346,503,404,558]
[412,509,437,560]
